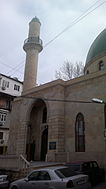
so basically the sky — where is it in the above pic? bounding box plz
[0,0,106,84]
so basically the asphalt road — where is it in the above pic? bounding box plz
[93,182,106,189]
[6,181,106,189]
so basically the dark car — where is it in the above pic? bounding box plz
[65,161,105,186]
[0,174,10,189]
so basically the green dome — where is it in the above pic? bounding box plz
[86,28,106,65]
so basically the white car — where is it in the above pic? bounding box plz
[10,166,91,189]
[0,174,9,189]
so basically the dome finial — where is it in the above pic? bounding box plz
[30,16,41,24]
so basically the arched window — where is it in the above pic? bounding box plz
[75,113,85,152]
[86,70,89,74]
[99,60,104,71]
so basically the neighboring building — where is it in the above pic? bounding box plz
[0,17,106,170]
[0,73,23,96]
[0,74,23,154]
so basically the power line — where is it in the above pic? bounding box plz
[21,95,106,104]
[44,0,106,48]
[0,58,14,69]
[21,95,94,104]
[2,0,105,76]
[6,60,24,76]
[6,59,24,74]
[10,0,105,76]
[0,57,24,75]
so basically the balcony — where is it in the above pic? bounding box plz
[23,37,43,52]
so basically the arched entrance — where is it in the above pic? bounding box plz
[40,127,48,161]
[26,99,48,161]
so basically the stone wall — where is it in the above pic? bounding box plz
[0,155,19,169]
[54,151,106,169]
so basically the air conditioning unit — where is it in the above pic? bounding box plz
[0,139,4,144]
[2,86,6,90]
[0,122,3,126]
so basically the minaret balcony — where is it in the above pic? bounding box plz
[23,37,43,52]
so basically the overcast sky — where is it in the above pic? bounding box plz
[0,0,106,84]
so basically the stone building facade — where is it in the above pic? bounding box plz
[3,18,106,168]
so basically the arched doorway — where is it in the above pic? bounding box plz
[26,99,48,161]
[40,127,48,161]
[75,113,85,152]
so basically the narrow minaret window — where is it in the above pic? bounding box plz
[42,107,47,123]
[23,17,43,93]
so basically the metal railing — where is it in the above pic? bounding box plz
[24,37,43,46]
[19,154,30,174]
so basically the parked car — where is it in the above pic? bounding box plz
[0,174,9,189]
[65,161,105,186]
[9,166,91,189]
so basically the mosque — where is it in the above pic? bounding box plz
[1,17,106,169]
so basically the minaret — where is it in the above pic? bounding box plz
[23,17,43,92]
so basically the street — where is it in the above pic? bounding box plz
[93,182,106,189]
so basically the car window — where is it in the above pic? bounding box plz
[55,168,77,178]
[69,164,80,171]
[28,171,39,181]
[82,163,90,171]
[37,171,51,180]
[92,162,98,168]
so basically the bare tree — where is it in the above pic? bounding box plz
[55,61,84,81]
[73,62,84,78]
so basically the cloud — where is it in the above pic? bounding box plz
[0,0,106,83]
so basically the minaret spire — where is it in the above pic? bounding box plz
[23,17,43,92]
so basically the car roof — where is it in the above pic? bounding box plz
[30,166,68,172]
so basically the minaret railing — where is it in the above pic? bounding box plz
[24,37,43,46]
